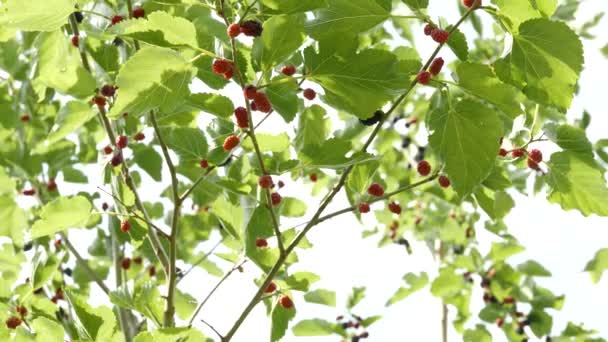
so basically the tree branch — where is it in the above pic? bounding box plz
[61,234,110,295]
[221,4,480,339]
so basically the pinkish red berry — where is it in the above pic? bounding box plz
[121,220,131,233]
[252,92,272,113]
[258,175,274,189]
[417,71,431,85]
[47,179,57,192]
[388,202,402,215]
[111,15,124,25]
[367,183,384,197]
[281,65,296,76]
[121,257,131,270]
[116,135,128,149]
[495,317,504,328]
[92,95,106,107]
[358,202,370,213]
[133,132,145,141]
[5,316,22,329]
[309,173,318,182]
[527,158,540,171]
[417,160,431,176]
[438,175,451,188]
[429,57,444,75]
[303,88,316,100]
[103,145,113,155]
[22,189,36,196]
[463,0,481,8]
[264,282,277,293]
[20,113,30,122]
[424,24,435,36]
[279,295,294,309]
[271,192,282,206]
[111,154,123,166]
[132,6,145,18]
[498,148,508,157]
[71,35,79,47]
[212,59,232,75]
[200,159,209,168]
[101,85,116,97]
[529,149,542,163]
[431,29,449,43]
[512,149,526,158]
[223,135,240,151]
[227,23,241,38]
[244,85,257,100]
[234,106,249,128]
[255,238,268,248]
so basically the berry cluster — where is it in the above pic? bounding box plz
[336,314,370,341]
[498,139,545,172]
[243,85,272,113]
[417,57,444,85]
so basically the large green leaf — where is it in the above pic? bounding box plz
[546,151,608,216]
[493,0,557,29]
[306,0,389,40]
[253,14,305,71]
[304,47,417,118]
[304,289,336,306]
[132,145,163,181]
[0,195,26,246]
[262,0,327,13]
[187,93,234,118]
[158,127,208,165]
[294,105,330,150]
[33,101,97,154]
[456,62,525,118]
[584,248,608,283]
[109,46,193,118]
[431,268,464,298]
[0,0,75,32]
[543,123,593,156]
[245,207,278,270]
[31,196,92,239]
[111,11,199,49]
[500,19,583,111]
[66,291,120,340]
[386,272,429,306]
[428,99,503,197]
[292,319,337,336]
[35,30,96,98]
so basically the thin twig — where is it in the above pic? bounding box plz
[176,239,224,284]
[61,234,110,295]
[188,260,247,326]
[201,319,224,340]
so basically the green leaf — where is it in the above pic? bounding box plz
[286,272,321,292]
[31,317,65,341]
[529,310,553,337]
[347,286,366,309]
[245,206,277,270]
[134,327,207,342]
[502,19,583,111]
[446,26,468,61]
[428,99,503,197]
[66,291,119,341]
[266,77,301,123]
[488,241,525,262]
[112,11,199,49]
[261,0,327,14]
[464,325,492,342]
[456,62,525,118]
[518,260,552,277]
[33,101,96,154]
[431,268,464,298]
[402,0,428,10]
[108,46,193,119]
[0,195,26,246]
[493,0,544,29]
[253,14,305,71]
[543,123,593,156]
[31,196,92,239]
[546,151,608,216]
[306,0,389,40]
[271,300,296,342]
[299,137,352,169]
[174,290,197,320]
[158,127,208,165]
[386,272,429,306]
[187,93,234,118]
[279,197,307,218]
[0,243,25,297]
[35,30,96,98]
[132,145,163,181]
[242,133,290,152]
[294,105,330,150]
[32,253,61,290]
[211,196,243,240]
[304,289,336,306]
[584,248,608,283]
[474,188,514,220]
[0,0,75,32]
[292,319,337,336]
[0,168,15,195]
[305,47,416,118]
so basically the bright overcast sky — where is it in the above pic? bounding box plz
[19,0,607,341]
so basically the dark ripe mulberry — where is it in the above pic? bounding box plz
[74,11,84,23]
[240,20,263,37]
[359,110,384,126]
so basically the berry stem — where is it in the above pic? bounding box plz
[150,111,182,328]
[187,259,247,327]
[60,233,111,295]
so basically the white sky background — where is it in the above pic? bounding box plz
[11,0,608,341]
